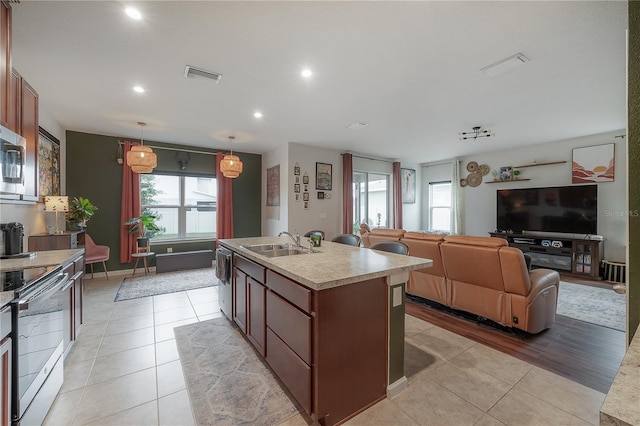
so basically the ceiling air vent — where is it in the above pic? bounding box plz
[184,65,222,83]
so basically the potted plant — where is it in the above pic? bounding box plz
[66,196,97,230]
[124,214,161,249]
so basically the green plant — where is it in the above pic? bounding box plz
[66,197,97,227]
[124,214,161,238]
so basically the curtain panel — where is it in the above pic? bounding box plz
[342,153,354,234]
[393,161,403,229]
[216,152,234,247]
[120,141,141,263]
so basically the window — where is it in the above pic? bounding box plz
[142,174,217,240]
[429,181,452,232]
[353,171,390,230]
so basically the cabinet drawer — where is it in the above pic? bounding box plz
[266,327,311,414]
[0,305,11,339]
[266,270,311,313]
[235,255,266,283]
[266,291,311,364]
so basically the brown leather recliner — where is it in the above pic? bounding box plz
[401,232,448,306]
[361,228,406,248]
[439,235,559,334]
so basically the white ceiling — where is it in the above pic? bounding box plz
[10,1,628,164]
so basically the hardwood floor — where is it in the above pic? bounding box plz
[406,297,626,394]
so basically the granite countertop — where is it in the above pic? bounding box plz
[600,324,640,425]
[0,249,84,273]
[220,236,432,291]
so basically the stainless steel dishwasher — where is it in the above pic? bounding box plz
[215,247,232,318]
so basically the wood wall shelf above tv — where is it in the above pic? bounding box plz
[512,160,567,168]
[485,179,531,184]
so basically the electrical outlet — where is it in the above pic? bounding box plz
[167,248,173,253]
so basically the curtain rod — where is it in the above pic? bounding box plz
[118,140,218,156]
[347,153,394,164]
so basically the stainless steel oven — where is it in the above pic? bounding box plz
[0,125,26,198]
[5,266,69,425]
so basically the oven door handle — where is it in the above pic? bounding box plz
[19,273,69,304]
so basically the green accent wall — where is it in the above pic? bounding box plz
[66,131,261,272]
[629,1,639,343]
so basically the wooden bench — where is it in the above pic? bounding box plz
[155,249,214,273]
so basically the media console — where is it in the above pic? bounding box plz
[489,232,602,279]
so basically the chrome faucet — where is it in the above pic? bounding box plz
[279,231,301,247]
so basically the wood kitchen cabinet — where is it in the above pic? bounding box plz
[28,231,85,252]
[233,255,266,355]
[61,253,85,356]
[0,1,10,129]
[0,305,11,426]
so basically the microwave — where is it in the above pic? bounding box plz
[0,125,26,197]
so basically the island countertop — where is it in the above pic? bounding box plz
[0,249,84,273]
[219,236,432,291]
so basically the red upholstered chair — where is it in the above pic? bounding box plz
[84,234,110,279]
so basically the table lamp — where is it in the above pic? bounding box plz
[45,196,69,234]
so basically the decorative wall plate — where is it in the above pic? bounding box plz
[460,178,468,187]
[478,164,490,176]
[467,172,482,187]
[466,161,478,172]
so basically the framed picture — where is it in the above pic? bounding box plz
[572,143,615,183]
[316,162,332,190]
[303,192,309,201]
[317,191,324,199]
[294,163,300,175]
[295,176,300,184]
[266,165,280,206]
[499,166,513,181]
[304,201,309,209]
[38,127,61,199]
[304,184,309,192]
[294,193,300,202]
[401,168,416,204]
[303,172,309,184]
[294,184,300,193]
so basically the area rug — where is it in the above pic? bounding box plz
[556,281,625,331]
[174,318,300,426]
[114,268,219,302]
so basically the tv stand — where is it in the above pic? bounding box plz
[489,232,602,279]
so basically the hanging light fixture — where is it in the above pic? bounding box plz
[457,126,495,141]
[126,122,157,173]
[219,136,243,178]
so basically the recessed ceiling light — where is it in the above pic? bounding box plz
[253,112,263,119]
[125,7,142,20]
[133,86,145,93]
[301,69,312,78]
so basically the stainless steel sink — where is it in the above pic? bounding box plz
[241,243,311,257]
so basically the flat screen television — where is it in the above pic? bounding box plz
[496,185,597,235]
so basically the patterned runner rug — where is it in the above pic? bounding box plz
[114,267,219,301]
[174,318,300,425]
[556,281,625,331]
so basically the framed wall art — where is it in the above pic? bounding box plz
[38,127,61,199]
[316,162,332,190]
[266,164,280,206]
[572,143,615,183]
[401,168,415,204]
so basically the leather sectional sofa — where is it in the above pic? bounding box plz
[362,228,560,334]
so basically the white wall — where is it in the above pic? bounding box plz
[402,162,421,231]
[459,130,626,261]
[262,143,289,237]
[287,143,343,241]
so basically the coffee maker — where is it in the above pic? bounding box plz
[0,222,24,256]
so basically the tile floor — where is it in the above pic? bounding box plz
[44,274,606,426]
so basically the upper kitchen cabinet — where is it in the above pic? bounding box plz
[1,1,11,128]
[20,75,38,199]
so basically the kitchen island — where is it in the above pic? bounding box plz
[219,236,432,426]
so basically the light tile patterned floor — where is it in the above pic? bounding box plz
[44,275,605,425]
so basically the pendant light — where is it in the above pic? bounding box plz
[220,136,243,178]
[127,122,157,173]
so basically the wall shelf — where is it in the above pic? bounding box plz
[485,179,531,184]
[512,160,567,168]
